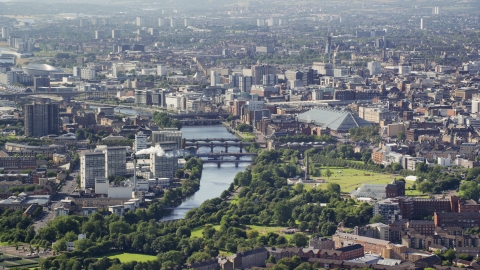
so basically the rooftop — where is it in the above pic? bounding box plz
[296,107,372,132]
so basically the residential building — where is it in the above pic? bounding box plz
[434,212,480,228]
[354,223,390,241]
[336,244,365,260]
[136,16,143,26]
[24,100,60,137]
[333,232,392,255]
[150,150,178,179]
[55,206,69,217]
[109,205,125,216]
[80,152,105,189]
[98,146,126,177]
[135,132,148,152]
[309,237,335,249]
[374,198,402,224]
[407,220,435,235]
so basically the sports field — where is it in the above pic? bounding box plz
[104,252,156,263]
[311,167,415,192]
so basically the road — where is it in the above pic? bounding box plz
[33,172,78,231]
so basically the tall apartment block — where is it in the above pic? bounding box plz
[135,132,148,152]
[150,141,178,178]
[24,101,59,137]
[97,146,127,177]
[81,152,105,189]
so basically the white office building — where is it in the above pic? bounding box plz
[164,93,185,111]
[152,129,182,149]
[80,152,105,189]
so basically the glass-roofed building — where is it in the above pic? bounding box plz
[296,107,372,133]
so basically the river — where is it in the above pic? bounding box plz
[90,105,248,220]
[161,126,248,221]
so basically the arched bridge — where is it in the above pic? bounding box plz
[202,159,252,167]
[192,152,257,160]
[184,141,252,153]
[183,138,242,143]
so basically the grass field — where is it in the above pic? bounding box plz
[311,167,414,192]
[190,225,221,238]
[103,252,157,263]
[247,225,294,240]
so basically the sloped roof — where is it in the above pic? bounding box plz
[350,184,387,199]
[296,108,372,131]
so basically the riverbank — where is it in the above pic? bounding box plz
[222,121,256,141]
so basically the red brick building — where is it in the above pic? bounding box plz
[336,244,364,260]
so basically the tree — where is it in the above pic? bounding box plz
[397,131,405,141]
[443,248,456,261]
[53,239,67,252]
[176,226,191,238]
[459,181,480,201]
[237,123,253,133]
[290,233,308,247]
[391,163,403,172]
[266,255,276,264]
[274,202,292,225]
[158,250,184,267]
[320,222,337,236]
[369,214,384,224]
[187,251,211,264]
[324,169,333,179]
[327,183,340,193]
[246,230,259,239]
[417,180,435,194]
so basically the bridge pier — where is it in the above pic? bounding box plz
[239,142,243,153]
[235,162,239,167]
[217,162,221,168]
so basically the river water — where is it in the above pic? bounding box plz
[90,105,247,220]
[161,126,248,221]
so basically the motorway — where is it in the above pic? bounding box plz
[33,171,78,231]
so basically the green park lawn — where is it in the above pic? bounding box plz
[239,132,255,140]
[312,167,415,192]
[103,252,157,263]
[190,225,221,238]
[247,225,294,240]
[191,224,294,240]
